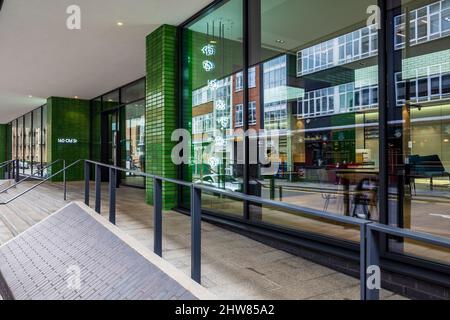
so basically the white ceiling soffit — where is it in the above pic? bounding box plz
[0,0,211,123]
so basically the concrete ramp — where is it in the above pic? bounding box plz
[0,202,213,300]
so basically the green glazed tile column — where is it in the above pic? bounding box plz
[145,25,178,210]
[47,97,90,181]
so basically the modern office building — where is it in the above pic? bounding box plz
[1,0,450,300]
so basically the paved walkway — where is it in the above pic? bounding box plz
[0,202,211,300]
[0,181,405,300]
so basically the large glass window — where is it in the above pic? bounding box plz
[8,106,47,178]
[122,100,146,187]
[182,0,244,217]
[24,113,32,175]
[121,79,146,104]
[17,117,23,173]
[179,0,450,270]
[241,0,379,242]
[32,108,41,176]
[388,0,450,265]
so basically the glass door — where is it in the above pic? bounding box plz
[122,101,146,188]
[106,110,120,167]
[102,109,121,185]
[101,101,145,188]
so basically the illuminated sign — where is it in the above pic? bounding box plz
[202,60,215,72]
[58,138,78,144]
[201,44,216,56]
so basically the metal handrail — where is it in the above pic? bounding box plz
[365,222,450,300]
[0,159,82,205]
[0,159,19,181]
[4,158,449,300]
[83,159,370,299]
[83,159,450,300]
[0,159,15,170]
[0,159,62,194]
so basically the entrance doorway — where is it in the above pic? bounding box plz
[101,100,146,188]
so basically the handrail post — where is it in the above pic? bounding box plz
[191,185,202,284]
[15,159,19,182]
[63,160,67,201]
[153,178,163,257]
[95,164,101,214]
[360,224,367,300]
[366,225,381,300]
[84,161,90,206]
[109,168,116,225]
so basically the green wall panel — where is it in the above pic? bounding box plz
[47,97,90,181]
[145,25,178,210]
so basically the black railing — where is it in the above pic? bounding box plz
[0,159,80,205]
[83,160,450,300]
[0,159,18,181]
[4,158,450,300]
[0,159,62,194]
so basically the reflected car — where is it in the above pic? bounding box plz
[19,161,30,169]
[194,175,242,192]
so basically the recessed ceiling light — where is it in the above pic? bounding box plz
[276,39,285,44]
[117,22,124,26]
[28,95,33,98]
[74,96,79,99]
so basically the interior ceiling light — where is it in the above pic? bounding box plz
[276,39,285,44]
[28,95,33,98]
[117,21,124,26]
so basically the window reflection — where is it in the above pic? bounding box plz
[388,0,450,266]
[183,0,244,217]
[122,101,146,187]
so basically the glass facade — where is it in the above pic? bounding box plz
[8,105,48,177]
[181,0,450,268]
[90,78,146,188]
[388,0,450,265]
[182,0,245,217]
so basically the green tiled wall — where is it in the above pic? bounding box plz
[145,25,178,209]
[47,97,90,181]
